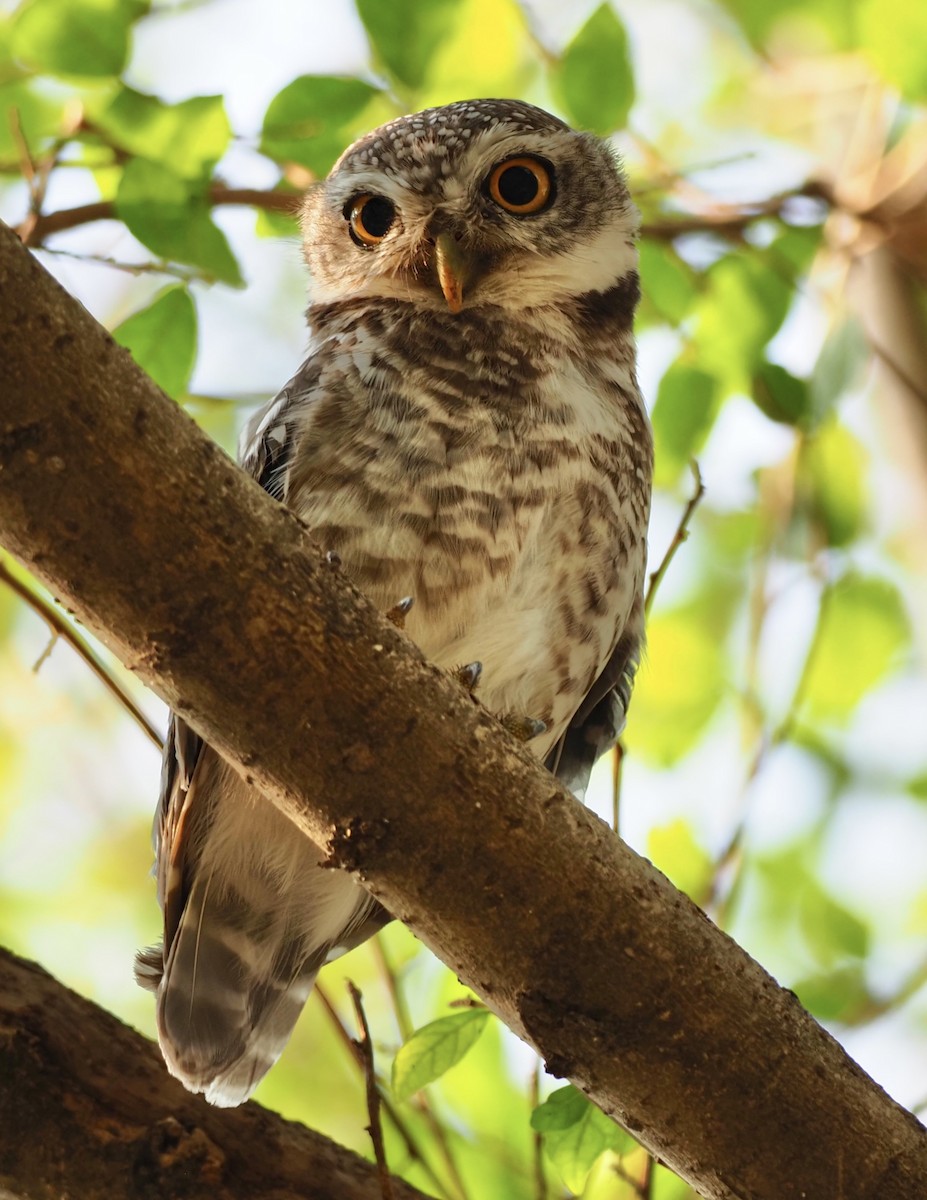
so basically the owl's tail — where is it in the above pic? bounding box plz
[136,874,320,1108]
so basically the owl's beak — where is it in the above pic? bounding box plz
[433,233,473,314]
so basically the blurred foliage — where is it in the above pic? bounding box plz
[2,0,927,1196]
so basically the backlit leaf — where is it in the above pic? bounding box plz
[695,254,792,386]
[392,1008,490,1100]
[10,0,139,77]
[751,361,812,428]
[794,965,870,1021]
[802,574,910,722]
[555,4,634,134]
[810,316,868,420]
[116,158,243,286]
[112,287,197,397]
[648,819,713,900]
[357,0,462,90]
[531,1086,634,1193]
[638,241,697,327]
[92,88,230,179]
[798,420,868,548]
[625,601,726,765]
[261,75,387,176]
[858,0,927,100]
[651,363,720,487]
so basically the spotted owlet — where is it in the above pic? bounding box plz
[136,99,653,1107]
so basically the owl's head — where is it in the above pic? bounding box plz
[300,99,638,313]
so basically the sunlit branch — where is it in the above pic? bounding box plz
[16,184,299,246]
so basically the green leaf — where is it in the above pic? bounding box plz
[391,1008,490,1100]
[112,287,197,397]
[10,0,138,77]
[798,420,868,547]
[356,0,462,90]
[714,0,855,52]
[803,574,910,722]
[651,363,720,487]
[555,4,634,134]
[794,965,870,1021]
[638,241,697,326]
[695,254,792,386]
[907,773,927,801]
[858,0,927,100]
[625,601,726,765]
[531,1086,634,1193]
[255,206,301,239]
[116,159,243,286]
[648,820,713,900]
[92,88,230,179]
[422,0,530,106]
[261,75,386,176]
[798,882,870,965]
[810,316,868,420]
[751,361,812,428]
[0,77,67,167]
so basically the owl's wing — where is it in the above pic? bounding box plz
[546,615,643,799]
[136,363,388,1105]
[135,368,312,991]
[239,357,323,499]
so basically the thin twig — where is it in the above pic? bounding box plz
[0,559,162,749]
[314,983,454,1200]
[349,981,395,1200]
[39,245,209,280]
[644,461,705,615]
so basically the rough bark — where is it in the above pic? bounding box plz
[0,948,430,1200]
[0,218,925,1200]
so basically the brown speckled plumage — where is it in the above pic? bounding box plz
[137,99,653,1107]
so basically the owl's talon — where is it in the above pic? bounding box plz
[501,714,548,742]
[454,661,483,692]
[386,596,415,629]
[325,550,342,569]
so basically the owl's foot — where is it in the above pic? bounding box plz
[454,661,483,693]
[500,714,548,742]
[386,596,415,629]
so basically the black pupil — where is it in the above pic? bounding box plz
[359,196,394,238]
[498,165,539,207]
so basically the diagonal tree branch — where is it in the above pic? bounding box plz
[0,947,431,1200]
[0,218,925,1200]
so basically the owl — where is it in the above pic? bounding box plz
[136,99,653,1107]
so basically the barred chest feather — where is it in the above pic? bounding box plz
[273,294,651,758]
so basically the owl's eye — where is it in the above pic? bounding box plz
[347,194,396,246]
[486,156,554,215]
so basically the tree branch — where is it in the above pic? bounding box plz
[1,218,925,1200]
[17,184,299,245]
[0,947,431,1200]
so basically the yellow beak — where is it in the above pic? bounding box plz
[434,233,472,314]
